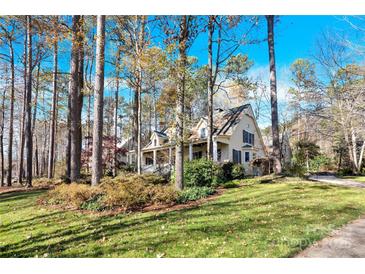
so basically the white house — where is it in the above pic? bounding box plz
[127,103,267,175]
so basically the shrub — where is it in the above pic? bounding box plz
[101,179,150,209]
[309,155,332,172]
[221,162,234,181]
[288,162,306,177]
[222,181,241,189]
[46,183,103,208]
[231,164,245,179]
[45,174,177,211]
[148,185,178,204]
[212,163,226,186]
[184,158,215,187]
[220,162,245,181]
[176,186,216,204]
[100,174,176,210]
[337,167,353,176]
[80,194,105,211]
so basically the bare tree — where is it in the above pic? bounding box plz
[91,15,106,186]
[0,18,17,186]
[47,17,59,179]
[24,15,33,187]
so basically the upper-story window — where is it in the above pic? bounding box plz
[243,130,254,146]
[200,128,207,138]
[153,139,157,146]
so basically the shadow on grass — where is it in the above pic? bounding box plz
[0,184,364,257]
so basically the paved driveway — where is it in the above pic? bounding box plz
[308,175,365,188]
[296,175,365,257]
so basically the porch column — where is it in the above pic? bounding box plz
[141,151,144,168]
[168,147,172,166]
[153,150,157,166]
[189,143,193,161]
[213,139,218,162]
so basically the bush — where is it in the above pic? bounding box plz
[184,158,215,187]
[101,179,151,209]
[220,162,245,181]
[309,155,332,172]
[288,162,306,177]
[45,174,177,211]
[221,162,234,181]
[212,163,226,186]
[148,185,178,204]
[46,183,103,208]
[337,168,353,176]
[222,181,241,189]
[176,186,216,204]
[231,164,245,179]
[80,194,105,211]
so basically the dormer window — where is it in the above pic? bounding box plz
[153,139,157,146]
[200,128,207,138]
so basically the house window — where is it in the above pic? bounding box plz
[200,128,206,138]
[232,149,241,164]
[146,157,153,165]
[153,139,157,146]
[243,130,254,146]
[245,152,250,162]
[217,149,222,161]
[193,151,202,159]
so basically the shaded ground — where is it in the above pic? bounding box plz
[2,178,365,257]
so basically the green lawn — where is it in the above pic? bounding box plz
[1,179,365,258]
[342,176,365,183]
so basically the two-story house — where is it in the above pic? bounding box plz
[126,103,267,175]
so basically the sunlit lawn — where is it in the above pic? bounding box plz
[1,178,365,258]
[342,176,365,183]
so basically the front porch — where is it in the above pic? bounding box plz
[141,139,229,172]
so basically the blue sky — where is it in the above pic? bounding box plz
[183,15,357,126]
[30,16,359,127]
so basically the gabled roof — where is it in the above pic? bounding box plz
[213,104,250,136]
[189,104,250,140]
[154,129,168,138]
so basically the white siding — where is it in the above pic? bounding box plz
[227,108,266,174]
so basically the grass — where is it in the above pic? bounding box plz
[1,178,365,258]
[342,176,365,183]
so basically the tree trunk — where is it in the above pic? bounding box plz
[69,15,82,182]
[6,44,15,186]
[113,49,120,177]
[0,81,6,186]
[78,17,84,172]
[24,15,33,187]
[207,15,214,160]
[91,15,106,186]
[32,61,41,177]
[136,16,146,175]
[48,37,58,179]
[18,30,27,185]
[266,15,282,174]
[34,136,39,177]
[175,16,188,190]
